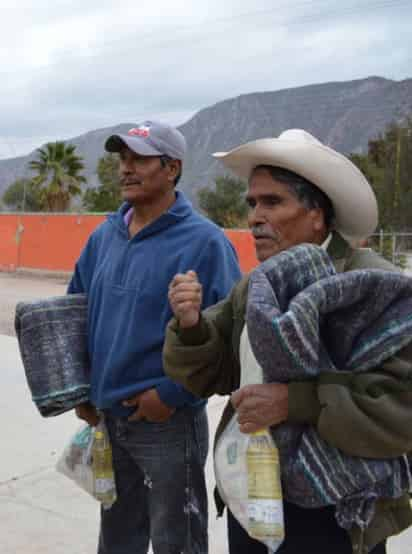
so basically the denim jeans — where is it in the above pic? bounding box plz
[98,405,209,554]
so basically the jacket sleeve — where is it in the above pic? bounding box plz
[158,230,242,408]
[193,231,242,307]
[288,341,412,458]
[163,280,245,398]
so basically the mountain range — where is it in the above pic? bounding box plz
[1,75,411,206]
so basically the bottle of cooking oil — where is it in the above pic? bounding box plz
[91,423,117,508]
[246,428,284,549]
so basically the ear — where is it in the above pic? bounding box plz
[311,208,327,233]
[166,159,181,182]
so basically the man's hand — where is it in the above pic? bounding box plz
[168,270,202,328]
[75,402,100,427]
[123,388,176,422]
[231,383,288,433]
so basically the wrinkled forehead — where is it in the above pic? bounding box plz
[250,164,307,184]
[249,165,276,180]
[248,168,296,196]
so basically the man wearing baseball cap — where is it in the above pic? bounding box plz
[164,129,412,554]
[68,120,241,554]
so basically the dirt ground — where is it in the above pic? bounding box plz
[0,272,69,336]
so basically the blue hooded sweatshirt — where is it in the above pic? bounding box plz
[68,192,241,415]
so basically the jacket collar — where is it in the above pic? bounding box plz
[107,191,193,239]
[327,231,353,273]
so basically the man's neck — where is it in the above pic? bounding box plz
[128,191,176,238]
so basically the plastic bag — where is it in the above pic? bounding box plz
[215,415,284,552]
[56,419,116,509]
[214,325,285,551]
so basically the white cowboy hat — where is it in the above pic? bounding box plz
[213,129,378,239]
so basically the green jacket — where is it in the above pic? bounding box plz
[163,233,412,554]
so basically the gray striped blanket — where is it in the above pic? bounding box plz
[247,244,412,530]
[15,294,90,417]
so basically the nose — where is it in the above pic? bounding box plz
[119,158,133,177]
[248,202,266,228]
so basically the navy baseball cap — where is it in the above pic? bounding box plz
[105,120,186,161]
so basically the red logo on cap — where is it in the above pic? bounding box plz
[128,125,150,137]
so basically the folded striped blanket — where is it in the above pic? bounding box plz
[15,294,90,417]
[247,244,412,530]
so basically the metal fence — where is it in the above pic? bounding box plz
[369,232,412,271]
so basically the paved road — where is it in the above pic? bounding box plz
[0,331,227,554]
[0,272,68,337]
[0,272,411,553]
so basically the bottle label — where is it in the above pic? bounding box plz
[95,478,115,495]
[248,499,284,539]
[247,450,282,500]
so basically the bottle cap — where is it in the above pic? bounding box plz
[251,429,267,436]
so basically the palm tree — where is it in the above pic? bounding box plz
[29,141,86,212]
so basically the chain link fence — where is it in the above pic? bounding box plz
[369,232,412,272]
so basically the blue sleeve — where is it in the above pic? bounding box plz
[158,230,241,407]
[67,234,97,294]
[198,231,242,307]
[156,379,201,408]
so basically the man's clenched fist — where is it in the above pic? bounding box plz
[168,270,202,328]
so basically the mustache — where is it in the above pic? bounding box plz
[120,178,143,186]
[250,225,279,240]
[120,163,165,187]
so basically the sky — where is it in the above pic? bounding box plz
[0,0,411,159]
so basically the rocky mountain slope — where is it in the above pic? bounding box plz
[1,76,411,206]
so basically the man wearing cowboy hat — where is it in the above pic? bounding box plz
[163,129,412,554]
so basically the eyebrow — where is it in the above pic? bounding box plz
[246,194,283,202]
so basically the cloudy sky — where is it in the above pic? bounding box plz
[0,0,410,158]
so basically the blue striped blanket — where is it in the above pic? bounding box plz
[247,244,412,530]
[15,294,90,417]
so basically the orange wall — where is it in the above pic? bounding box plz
[224,229,258,273]
[0,214,20,271]
[0,214,258,274]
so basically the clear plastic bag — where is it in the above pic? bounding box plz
[214,325,285,551]
[215,415,284,552]
[56,419,117,509]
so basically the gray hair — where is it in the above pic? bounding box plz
[253,165,335,229]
